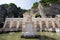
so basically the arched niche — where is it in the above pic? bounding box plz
[42,21,46,28]
[54,21,59,28]
[36,21,40,31]
[12,21,17,28]
[5,21,10,28]
[48,21,53,28]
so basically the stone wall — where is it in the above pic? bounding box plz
[3,18,60,31]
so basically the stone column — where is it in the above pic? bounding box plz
[56,20,58,28]
[46,21,49,28]
[39,21,42,32]
[52,21,55,28]
[58,20,60,32]
[16,21,19,29]
[3,21,7,29]
[55,20,60,33]
[10,21,13,28]
[45,21,49,31]
[57,20,60,28]
[51,20,56,32]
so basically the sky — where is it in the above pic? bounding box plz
[0,0,40,10]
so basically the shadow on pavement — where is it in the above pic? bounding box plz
[23,35,56,40]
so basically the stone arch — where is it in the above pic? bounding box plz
[12,21,17,28]
[5,21,10,28]
[48,21,53,28]
[42,21,46,28]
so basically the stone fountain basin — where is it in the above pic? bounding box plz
[21,32,38,38]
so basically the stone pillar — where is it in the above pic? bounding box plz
[51,20,56,32]
[55,18,60,28]
[57,20,60,28]
[39,21,42,32]
[46,21,48,28]
[10,21,13,28]
[16,21,19,29]
[52,21,55,28]
[55,20,60,33]
[45,21,49,31]
[3,21,7,29]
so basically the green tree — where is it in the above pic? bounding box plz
[32,2,39,9]
[40,0,60,7]
[8,3,27,18]
[40,0,60,3]
[8,3,18,18]
[1,4,9,9]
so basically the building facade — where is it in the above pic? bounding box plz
[3,12,60,32]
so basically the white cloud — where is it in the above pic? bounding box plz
[0,0,40,9]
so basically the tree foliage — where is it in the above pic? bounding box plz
[40,0,60,3]
[32,2,39,9]
[40,0,60,7]
[0,3,27,22]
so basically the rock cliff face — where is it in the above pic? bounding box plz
[38,3,60,18]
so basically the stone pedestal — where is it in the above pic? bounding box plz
[21,22,38,38]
